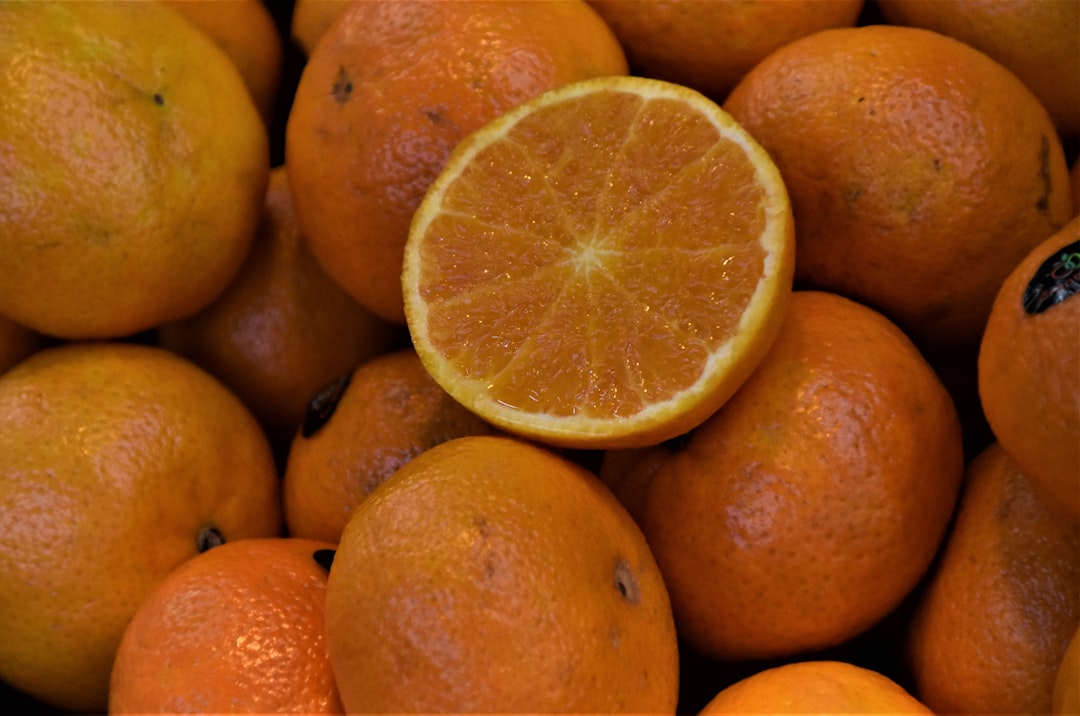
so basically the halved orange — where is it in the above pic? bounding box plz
[402,76,794,449]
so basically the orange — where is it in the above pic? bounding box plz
[158,165,403,452]
[878,0,1080,139]
[587,0,864,101]
[978,216,1080,520]
[0,342,282,712]
[724,24,1073,351]
[0,315,44,376]
[906,442,1080,714]
[403,75,795,449]
[110,537,342,714]
[700,660,933,714]
[163,0,283,126]
[290,0,349,56]
[630,290,964,661]
[285,0,628,323]
[0,2,268,340]
[282,347,498,545]
[1054,626,1080,715]
[324,435,679,713]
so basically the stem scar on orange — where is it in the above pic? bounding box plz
[402,76,795,450]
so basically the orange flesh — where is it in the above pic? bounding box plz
[415,90,768,420]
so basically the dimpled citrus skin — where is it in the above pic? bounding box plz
[285,0,628,323]
[700,660,933,714]
[325,435,679,714]
[978,216,1080,520]
[639,290,964,661]
[907,442,1080,714]
[723,24,1073,351]
[0,342,282,712]
[0,1,268,339]
[109,538,342,714]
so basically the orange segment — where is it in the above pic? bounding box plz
[403,76,794,448]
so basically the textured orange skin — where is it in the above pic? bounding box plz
[1072,160,1080,217]
[325,436,679,714]
[282,348,498,545]
[1054,627,1080,715]
[110,538,343,714]
[879,0,1080,139]
[290,0,350,56]
[724,25,1073,351]
[701,660,933,714]
[158,166,402,449]
[638,291,964,661]
[0,343,282,712]
[285,0,628,323]
[978,216,1080,521]
[907,443,1080,715]
[163,0,283,125]
[588,0,863,101]
[0,2,268,340]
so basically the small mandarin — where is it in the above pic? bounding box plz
[285,0,628,322]
[724,24,1073,351]
[907,442,1080,714]
[325,435,679,713]
[282,348,497,545]
[109,538,343,714]
[0,342,282,711]
[633,290,963,661]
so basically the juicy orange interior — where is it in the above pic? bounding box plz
[416,89,768,419]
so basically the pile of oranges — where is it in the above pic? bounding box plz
[1,1,1077,714]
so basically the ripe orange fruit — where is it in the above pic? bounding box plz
[906,442,1080,714]
[632,290,964,661]
[110,538,342,714]
[403,75,795,449]
[290,0,349,56]
[700,661,933,714]
[324,435,679,713]
[587,0,863,101]
[0,342,282,712]
[723,24,1073,351]
[158,166,403,451]
[978,216,1080,520]
[878,0,1080,139]
[0,316,43,376]
[0,1,268,340]
[282,347,498,545]
[1055,626,1080,715]
[285,0,629,323]
[163,0,283,125]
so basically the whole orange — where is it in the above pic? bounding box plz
[978,216,1080,520]
[158,166,403,451]
[285,0,628,323]
[163,0,283,125]
[325,435,680,713]
[282,347,498,545]
[724,24,1073,351]
[907,442,1080,714]
[0,1,268,339]
[587,0,863,100]
[879,0,1080,139]
[700,661,932,714]
[0,342,282,712]
[636,290,964,661]
[110,538,342,714]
